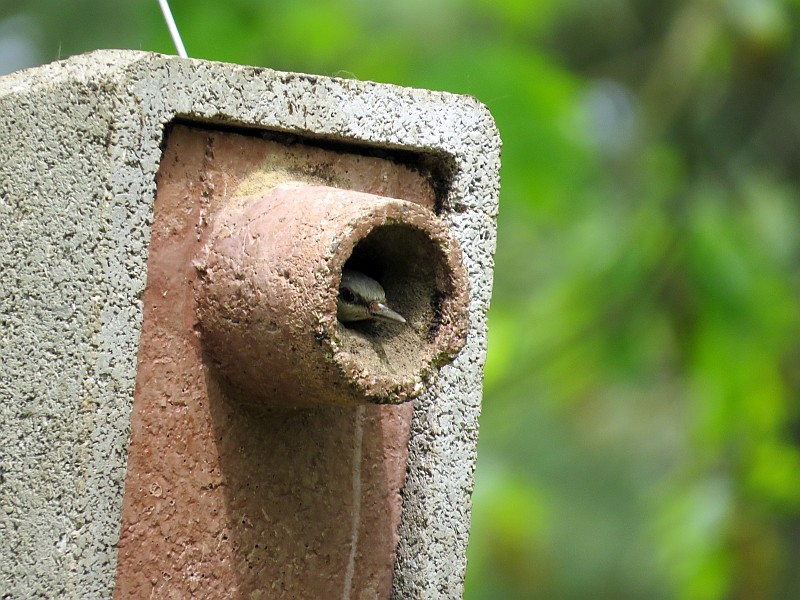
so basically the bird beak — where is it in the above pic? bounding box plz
[369,302,407,324]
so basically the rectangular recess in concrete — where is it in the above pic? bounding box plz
[114,122,441,598]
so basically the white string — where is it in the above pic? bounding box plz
[157,0,188,58]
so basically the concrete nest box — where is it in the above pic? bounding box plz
[0,50,500,599]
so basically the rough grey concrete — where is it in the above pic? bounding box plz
[0,50,500,598]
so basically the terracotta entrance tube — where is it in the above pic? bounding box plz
[195,182,469,408]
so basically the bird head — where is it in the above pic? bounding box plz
[337,268,407,325]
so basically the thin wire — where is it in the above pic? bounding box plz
[157,0,188,58]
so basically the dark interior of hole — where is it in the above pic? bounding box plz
[342,224,448,339]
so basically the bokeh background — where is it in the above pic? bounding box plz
[3,1,800,598]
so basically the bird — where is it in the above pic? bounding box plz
[337,268,407,325]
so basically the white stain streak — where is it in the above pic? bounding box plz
[342,405,365,600]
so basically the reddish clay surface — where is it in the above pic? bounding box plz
[113,125,444,598]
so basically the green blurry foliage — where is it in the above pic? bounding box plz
[4,0,800,597]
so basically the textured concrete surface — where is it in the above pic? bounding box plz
[0,50,500,598]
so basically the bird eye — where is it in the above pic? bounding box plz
[339,287,356,303]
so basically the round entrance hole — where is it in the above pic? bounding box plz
[333,223,457,390]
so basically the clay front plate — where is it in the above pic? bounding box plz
[113,124,438,598]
